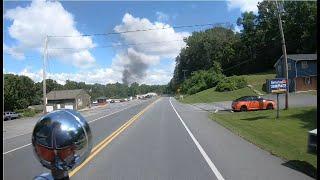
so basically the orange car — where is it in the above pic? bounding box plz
[231,96,276,112]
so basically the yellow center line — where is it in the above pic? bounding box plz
[69,97,161,177]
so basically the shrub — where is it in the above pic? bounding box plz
[228,76,247,89]
[262,82,267,92]
[215,76,247,92]
[181,70,226,95]
[15,108,41,117]
[216,81,237,92]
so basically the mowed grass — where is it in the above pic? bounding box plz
[180,87,257,103]
[239,72,276,93]
[211,107,317,178]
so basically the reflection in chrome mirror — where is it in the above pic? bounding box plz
[32,109,92,179]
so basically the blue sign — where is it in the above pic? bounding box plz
[269,78,287,94]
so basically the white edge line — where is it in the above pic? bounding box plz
[3,143,32,155]
[169,97,225,180]
[3,100,146,155]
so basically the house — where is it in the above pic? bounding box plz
[274,54,317,92]
[96,96,108,105]
[46,89,91,112]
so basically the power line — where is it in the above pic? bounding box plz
[48,39,185,51]
[3,52,38,58]
[223,59,252,72]
[47,22,231,38]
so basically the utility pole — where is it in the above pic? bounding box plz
[275,0,289,109]
[182,69,188,80]
[43,35,48,114]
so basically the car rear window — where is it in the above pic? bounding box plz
[235,97,248,101]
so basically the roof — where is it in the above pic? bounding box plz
[274,54,317,67]
[47,89,89,100]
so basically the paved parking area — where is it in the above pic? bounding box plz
[191,93,317,112]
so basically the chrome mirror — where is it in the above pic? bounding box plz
[32,109,92,180]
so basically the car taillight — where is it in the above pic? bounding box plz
[35,144,55,162]
[35,143,75,162]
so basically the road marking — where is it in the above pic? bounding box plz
[3,100,147,155]
[3,132,32,140]
[69,98,161,177]
[169,97,225,180]
[3,143,32,155]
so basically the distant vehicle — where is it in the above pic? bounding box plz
[92,101,98,106]
[232,96,276,112]
[3,111,19,121]
[110,100,115,103]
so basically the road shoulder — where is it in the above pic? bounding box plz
[171,98,314,180]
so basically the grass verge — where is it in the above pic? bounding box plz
[210,107,317,178]
[16,108,42,117]
[180,87,257,103]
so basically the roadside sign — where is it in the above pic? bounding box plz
[267,78,287,119]
[269,78,287,94]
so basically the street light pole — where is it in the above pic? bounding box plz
[43,35,48,114]
[275,0,289,109]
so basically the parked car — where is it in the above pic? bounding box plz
[3,111,19,121]
[110,100,115,103]
[232,96,276,112]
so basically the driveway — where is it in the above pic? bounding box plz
[191,93,317,112]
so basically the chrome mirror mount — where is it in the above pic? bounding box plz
[32,109,92,180]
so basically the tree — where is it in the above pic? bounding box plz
[4,74,37,110]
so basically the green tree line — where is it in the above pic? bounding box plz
[169,1,316,93]
[4,74,170,111]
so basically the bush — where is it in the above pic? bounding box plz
[262,82,267,92]
[181,70,226,95]
[229,76,247,89]
[216,81,237,92]
[215,76,247,92]
[15,108,41,117]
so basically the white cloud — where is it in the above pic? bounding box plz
[114,13,189,59]
[3,43,25,60]
[7,12,184,85]
[12,67,122,85]
[111,13,189,85]
[10,65,171,85]
[20,67,43,82]
[4,0,96,68]
[142,63,175,85]
[156,11,169,22]
[233,24,243,33]
[227,0,261,13]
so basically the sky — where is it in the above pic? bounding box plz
[3,0,261,85]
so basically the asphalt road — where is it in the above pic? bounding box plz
[3,98,155,180]
[3,97,314,180]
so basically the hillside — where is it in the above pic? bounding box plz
[239,72,276,94]
[180,72,276,104]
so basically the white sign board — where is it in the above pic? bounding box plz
[46,106,54,112]
[65,105,74,110]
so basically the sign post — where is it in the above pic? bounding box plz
[276,94,279,118]
[268,78,287,119]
